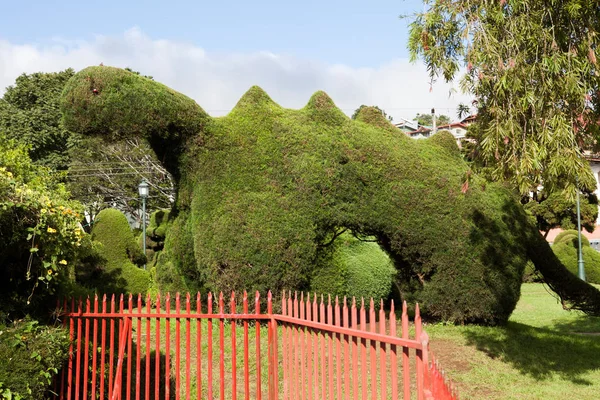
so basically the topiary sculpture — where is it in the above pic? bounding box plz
[61,66,600,324]
[90,208,150,294]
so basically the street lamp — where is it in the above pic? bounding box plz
[138,179,149,270]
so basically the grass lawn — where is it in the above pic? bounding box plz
[426,283,600,399]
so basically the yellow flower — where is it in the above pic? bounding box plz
[47,227,57,233]
[58,259,67,265]
[41,208,47,214]
[47,269,53,275]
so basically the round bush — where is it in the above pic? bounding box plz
[310,232,395,303]
[91,208,150,294]
[553,229,590,247]
[552,242,600,284]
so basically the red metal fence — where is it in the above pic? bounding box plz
[54,291,457,400]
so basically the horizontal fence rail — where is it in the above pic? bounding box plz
[54,292,457,400]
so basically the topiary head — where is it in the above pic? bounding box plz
[61,66,211,178]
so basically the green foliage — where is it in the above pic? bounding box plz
[143,209,171,269]
[332,232,396,301]
[413,113,450,127]
[0,69,75,170]
[62,66,600,324]
[90,208,150,294]
[525,193,598,235]
[351,105,393,122]
[0,319,69,399]
[407,0,599,197]
[553,230,590,248]
[310,232,396,303]
[0,134,83,320]
[552,242,600,284]
[428,130,461,156]
[353,105,401,132]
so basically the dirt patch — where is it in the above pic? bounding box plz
[429,338,472,373]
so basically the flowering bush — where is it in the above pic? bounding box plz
[0,134,83,318]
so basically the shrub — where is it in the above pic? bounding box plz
[552,241,600,284]
[553,229,590,247]
[311,232,395,301]
[0,319,69,399]
[0,134,83,320]
[90,208,150,294]
[142,209,170,269]
[428,130,461,156]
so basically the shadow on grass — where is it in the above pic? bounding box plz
[462,321,600,385]
[552,315,600,334]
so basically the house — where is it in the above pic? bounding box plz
[438,114,478,147]
[404,125,434,139]
[394,118,419,134]
[437,122,469,141]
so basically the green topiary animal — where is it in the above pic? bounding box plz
[90,208,150,294]
[61,66,600,324]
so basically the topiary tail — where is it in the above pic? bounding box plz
[528,229,600,315]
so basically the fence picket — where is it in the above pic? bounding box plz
[254,291,262,400]
[176,293,181,400]
[231,292,237,400]
[185,293,191,400]
[389,301,398,400]
[83,298,90,400]
[135,294,142,400]
[154,293,161,400]
[335,296,342,400]
[208,293,214,400]
[379,300,386,400]
[145,293,151,400]
[165,293,171,400]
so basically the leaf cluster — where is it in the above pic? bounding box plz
[408,0,600,196]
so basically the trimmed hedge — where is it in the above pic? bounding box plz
[61,66,600,323]
[311,232,395,302]
[552,235,600,284]
[90,208,150,295]
[553,229,590,247]
[142,209,170,269]
[0,319,69,399]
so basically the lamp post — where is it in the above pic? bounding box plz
[138,179,149,270]
[576,185,586,281]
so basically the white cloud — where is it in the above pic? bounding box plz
[0,27,473,121]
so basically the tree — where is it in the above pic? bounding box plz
[0,133,83,318]
[67,136,174,230]
[352,105,393,121]
[413,112,450,126]
[525,191,598,237]
[0,69,75,170]
[0,69,174,226]
[456,103,471,120]
[407,0,600,197]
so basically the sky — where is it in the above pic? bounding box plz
[0,0,472,121]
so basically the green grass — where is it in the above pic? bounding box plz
[425,283,600,399]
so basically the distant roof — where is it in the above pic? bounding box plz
[438,122,468,130]
[460,114,477,124]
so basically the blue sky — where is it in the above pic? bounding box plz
[1,0,421,66]
[0,0,471,120]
